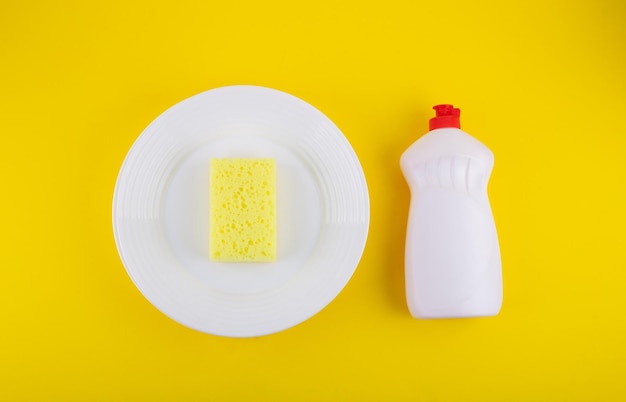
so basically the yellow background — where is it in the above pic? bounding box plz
[2,0,625,400]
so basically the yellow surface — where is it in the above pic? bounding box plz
[209,158,276,262]
[1,0,625,400]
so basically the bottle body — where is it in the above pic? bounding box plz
[401,127,502,318]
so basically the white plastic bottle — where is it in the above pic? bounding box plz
[400,104,502,318]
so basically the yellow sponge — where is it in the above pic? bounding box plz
[209,158,276,262]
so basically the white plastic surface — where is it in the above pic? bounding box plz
[112,86,370,337]
[400,127,502,318]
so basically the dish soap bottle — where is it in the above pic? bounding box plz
[400,104,502,318]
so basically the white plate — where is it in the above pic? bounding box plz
[112,86,369,337]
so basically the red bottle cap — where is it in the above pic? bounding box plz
[429,104,461,130]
